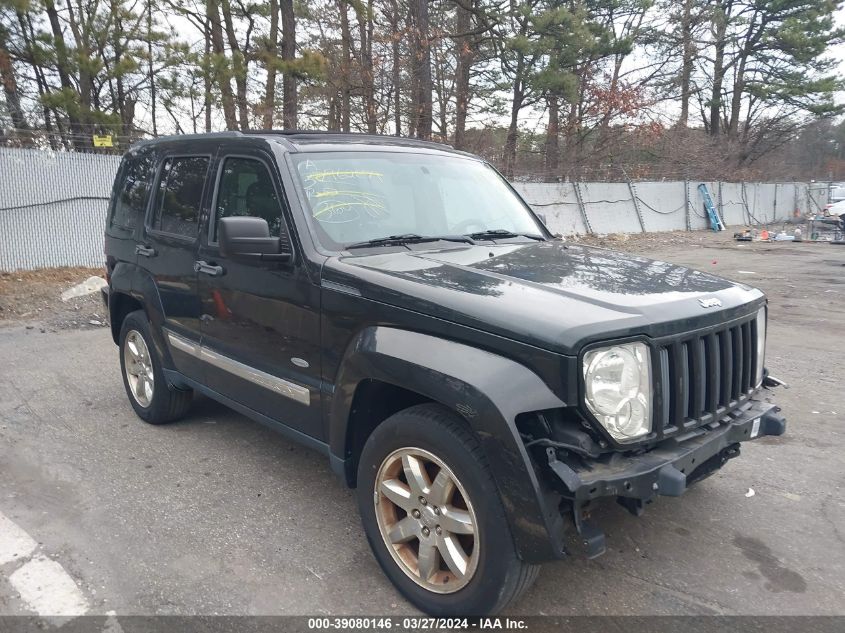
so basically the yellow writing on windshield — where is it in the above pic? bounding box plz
[313,190,383,199]
[314,201,387,217]
[305,170,384,182]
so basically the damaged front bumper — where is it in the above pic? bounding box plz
[546,398,786,558]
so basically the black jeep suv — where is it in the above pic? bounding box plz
[102,131,786,615]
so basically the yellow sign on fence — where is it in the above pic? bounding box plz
[92,135,114,148]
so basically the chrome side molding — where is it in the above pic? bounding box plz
[164,329,311,406]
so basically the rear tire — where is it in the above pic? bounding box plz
[118,310,192,424]
[357,403,539,616]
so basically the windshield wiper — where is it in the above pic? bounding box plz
[467,229,545,241]
[345,233,474,250]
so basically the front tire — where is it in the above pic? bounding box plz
[357,403,539,615]
[118,310,192,424]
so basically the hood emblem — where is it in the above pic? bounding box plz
[699,297,722,308]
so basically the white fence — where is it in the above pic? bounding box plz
[511,180,829,236]
[0,148,118,271]
[0,146,831,271]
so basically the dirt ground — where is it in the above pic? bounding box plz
[0,266,107,331]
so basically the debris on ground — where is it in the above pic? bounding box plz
[746,488,756,498]
[61,276,108,302]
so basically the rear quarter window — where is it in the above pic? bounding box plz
[110,152,154,230]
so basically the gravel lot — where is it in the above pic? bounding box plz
[1,232,843,617]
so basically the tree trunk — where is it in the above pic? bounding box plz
[109,0,133,136]
[280,0,297,129]
[677,0,693,128]
[220,0,249,129]
[543,96,559,181]
[18,11,58,147]
[262,0,279,129]
[356,1,377,133]
[64,0,95,137]
[728,55,746,136]
[503,73,523,180]
[203,19,213,132]
[709,3,727,137]
[0,28,30,134]
[389,0,401,135]
[206,0,238,130]
[44,0,86,146]
[594,55,623,151]
[453,0,472,150]
[339,1,351,132]
[146,0,156,135]
[409,0,432,140]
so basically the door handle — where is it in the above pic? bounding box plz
[194,260,224,277]
[135,244,156,257]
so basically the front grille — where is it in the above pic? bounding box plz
[654,315,759,437]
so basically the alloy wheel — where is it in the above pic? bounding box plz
[123,329,154,408]
[373,447,479,593]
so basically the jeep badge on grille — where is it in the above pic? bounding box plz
[699,297,723,308]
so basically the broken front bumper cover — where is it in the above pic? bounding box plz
[548,398,786,558]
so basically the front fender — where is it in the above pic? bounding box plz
[329,326,569,562]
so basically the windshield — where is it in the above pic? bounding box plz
[290,152,543,250]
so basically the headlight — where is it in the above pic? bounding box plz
[583,342,652,442]
[755,306,766,387]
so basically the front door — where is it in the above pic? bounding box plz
[195,148,323,439]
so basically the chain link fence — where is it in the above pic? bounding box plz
[0,146,832,271]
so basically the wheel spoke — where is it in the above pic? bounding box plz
[402,454,431,497]
[387,517,418,544]
[126,363,141,377]
[135,374,147,398]
[417,542,439,581]
[439,506,474,535]
[438,535,469,577]
[428,468,454,506]
[134,375,146,399]
[127,339,140,358]
[380,478,415,511]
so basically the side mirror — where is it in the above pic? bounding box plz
[219,216,291,263]
[536,212,548,227]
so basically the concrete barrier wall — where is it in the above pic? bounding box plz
[0,147,831,271]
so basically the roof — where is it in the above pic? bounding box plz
[130,130,475,158]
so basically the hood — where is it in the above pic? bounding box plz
[324,240,764,355]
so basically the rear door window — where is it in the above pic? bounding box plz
[110,152,154,230]
[151,156,209,239]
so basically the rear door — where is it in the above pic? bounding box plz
[105,150,150,270]
[138,151,213,380]
[195,145,323,438]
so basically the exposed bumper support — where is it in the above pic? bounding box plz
[549,398,786,558]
